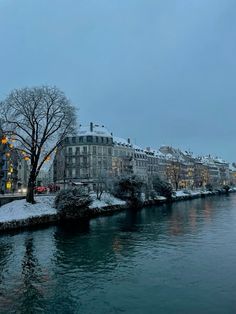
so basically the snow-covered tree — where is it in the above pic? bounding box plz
[0,86,77,203]
[113,175,144,207]
[152,175,173,200]
[55,187,92,220]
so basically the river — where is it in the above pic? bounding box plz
[0,195,236,313]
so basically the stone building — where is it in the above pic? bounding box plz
[54,123,113,189]
[112,137,135,177]
[17,158,29,190]
[133,145,148,181]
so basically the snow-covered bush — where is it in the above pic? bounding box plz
[205,183,213,191]
[152,176,173,200]
[223,185,230,193]
[113,175,144,207]
[54,188,92,220]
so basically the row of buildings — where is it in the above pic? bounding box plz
[1,122,236,193]
[52,122,236,190]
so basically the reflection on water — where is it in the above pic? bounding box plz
[0,195,236,313]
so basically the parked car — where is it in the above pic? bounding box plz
[34,186,48,194]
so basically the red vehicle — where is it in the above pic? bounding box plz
[34,186,48,194]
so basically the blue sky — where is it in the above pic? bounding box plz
[0,0,236,161]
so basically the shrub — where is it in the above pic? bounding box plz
[113,175,144,207]
[223,185,230,193]
[54,188,92,220]
[152,176,173,201]
[205,183,213,191]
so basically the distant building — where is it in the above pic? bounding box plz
[54,123,113,189]
[17,158,29,190]
[112,137,135,177]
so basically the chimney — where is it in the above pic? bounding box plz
[127,138,130,144]
[90,122,93,132]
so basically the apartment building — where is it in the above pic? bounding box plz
[54,123,113,189]
[112,137,135,176]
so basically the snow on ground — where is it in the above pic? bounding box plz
[0,193,126,224]
[0,196,56,223]
[174,190,214,197]
[89,192,126,209]
[175,191,189,197]
[0,189,219,224]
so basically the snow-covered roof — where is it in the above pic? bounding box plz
[133,144,146,153]
[79,124,112,138]
[113,136,133,147]
[213,157,228,164]
[145,148,166,159]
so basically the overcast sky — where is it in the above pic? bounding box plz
[0,0,235,161]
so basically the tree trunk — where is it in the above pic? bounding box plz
[175,181,178,191]
[26,173,36,203]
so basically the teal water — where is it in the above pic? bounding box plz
[0,195,236,313]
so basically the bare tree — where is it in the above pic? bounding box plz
[95,169,112,200]
[165,159,182,190]
[0,86,76,203]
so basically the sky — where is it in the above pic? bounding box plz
[0,0,236,161]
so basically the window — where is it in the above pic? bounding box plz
[108,148,112,155]
[93,146,96,155]
[76,147,80,155]
[87,136,93,143]
[79,137,83,143]
[76,168,80,176]
[83,146,87,154]
[68,147,72,155]
[96,136,99,143]
[101,137,104,143]
[106,137,109,143]
[72,137,76,144]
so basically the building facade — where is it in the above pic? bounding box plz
[53,123,231,191]
[54,123,113,189]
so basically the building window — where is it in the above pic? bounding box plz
[79,137,83,143]
[72,137,76,144]
[76,147,80,155]
[93,146,96,155]
[68,147,72,155]
[83,146,87,154]
[87,136,93,143]
[96,137,99,143]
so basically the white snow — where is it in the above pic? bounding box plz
[79,124,112,137]
[0,196,56,223]
[175,191,189,197]
[89,192,126,209]
[174,190,215,197]
[0,193,126,224]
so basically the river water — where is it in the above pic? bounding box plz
[0,195,236,313]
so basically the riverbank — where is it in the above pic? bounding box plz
[0,189,234,233]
